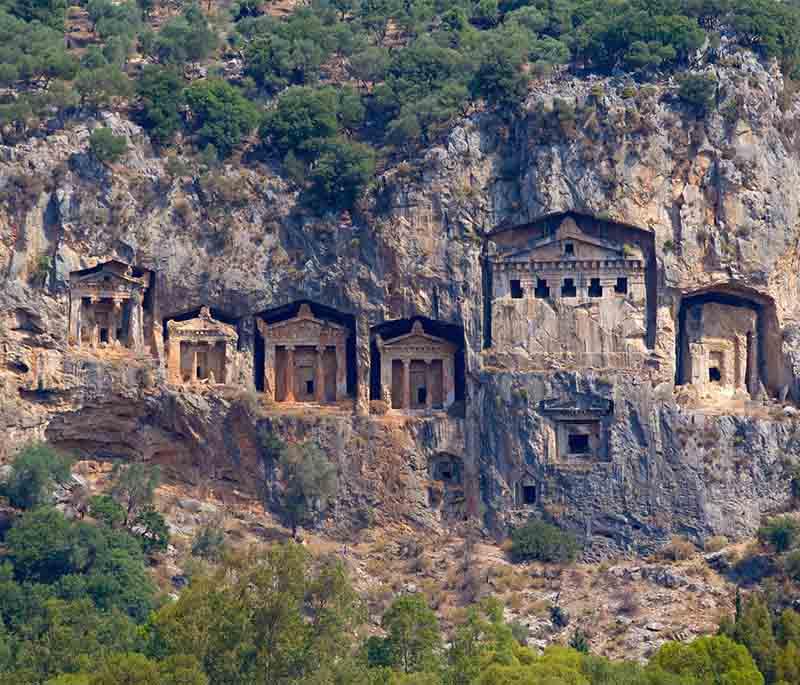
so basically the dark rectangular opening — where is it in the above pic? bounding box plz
[534,279,550,298]
[568,434,591,454]
[561,278,577,298]
[116,327,123,340]
[306,380,314,395]
[510,279,523,299]
[522,485,536,505]
[709,367,721,383]
[564,242,574,256]
[99,328,109,343]
[418,387,427,404]
[588,278,602,298]
[615,277,628,294]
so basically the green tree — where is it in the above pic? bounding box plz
[88,494,125,528]
[111,462,160,527]
[185,78,260,157]
[509,519,579,563]
[151,543,364,685]
[133,506,169,554]
[278,440,338,536]
[1,443,72,510]
[149,4,217,64]
[7,0,66,29]
[260,85,340,156]
[306,136,375,212]
[381,594,442,674]
[136,65,185,145]
[721,596,778,683]
[649,634,764,685]
[677,72,717,116]
[75,65,132,111]
[89,127,128,164]
[191,521,226,561]
[758,516,800,553]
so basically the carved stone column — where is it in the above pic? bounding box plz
[285,345,295,402]
[444,355,455,408]
[130,292,145,351]
[167,335,181,384]
[335,342,346,400]
[402,358,411,410]
[69,295,82,346]
[425,360,434,410]
[264,343,276,400]
[190,346,198,383]
[315,345,326,402]
[110,298,121,345]
[224,340,236,385]
[88,296,98,349]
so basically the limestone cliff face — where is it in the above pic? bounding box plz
[3,51,800,553]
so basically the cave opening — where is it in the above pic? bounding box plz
[675,286,782,396]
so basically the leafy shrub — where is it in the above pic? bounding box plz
[758,516,800,553]
[305,137,375,212]
[509,519,578,563]
[89,127,128,163]
[88,494,125,528]
[677,72,717,115]
[148,4,217,65]
[136,65,185,145]
[0,443,72,510]
[191,521,226,561]
[260,85,340,157]
[185,78,260,157]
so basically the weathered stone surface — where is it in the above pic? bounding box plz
[2,53,800,552]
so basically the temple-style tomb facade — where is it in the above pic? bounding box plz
[257,304,349,403]
[681,301,758,397]
[375,321,456,411]
[68,261,149,351]
[490,216,648,368]
[167,307,238,385]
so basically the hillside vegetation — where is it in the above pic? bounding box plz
[1,0,800,211]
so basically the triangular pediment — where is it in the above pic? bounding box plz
[539,394,613,417]
[379,321,455,352]
[259,303,350,340]
[168,307,238,339]
[70,261,147,288]
[501,217,642,263]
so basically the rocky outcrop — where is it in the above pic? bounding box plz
[3,49,800,554]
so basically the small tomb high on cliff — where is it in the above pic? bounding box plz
[539,394,613,463]
[256,303,351,403]
[374,321,457,411]
[68,261,150,351]
[166,306,238,385]
[488,214,654,368]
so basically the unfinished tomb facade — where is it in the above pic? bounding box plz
[68,261,149,351]
[167,307,238,385]
[489,215,649,368]
[375,321,456,411]
[257,304,349,403]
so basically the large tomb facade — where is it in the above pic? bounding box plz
[489,215,650,369]
[374,321,457,411]
[166,307,239,385]
[256,303,349,403]
[68,261,149,352]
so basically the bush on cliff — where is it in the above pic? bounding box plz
[509,519,579,563]
[0,443,73,510]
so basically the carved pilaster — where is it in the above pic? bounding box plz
[315,345,326,402]
[402,359,411,410]
[285,345,295,402]
[335,343,346,401]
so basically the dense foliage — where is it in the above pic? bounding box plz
[3,0,800,209]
